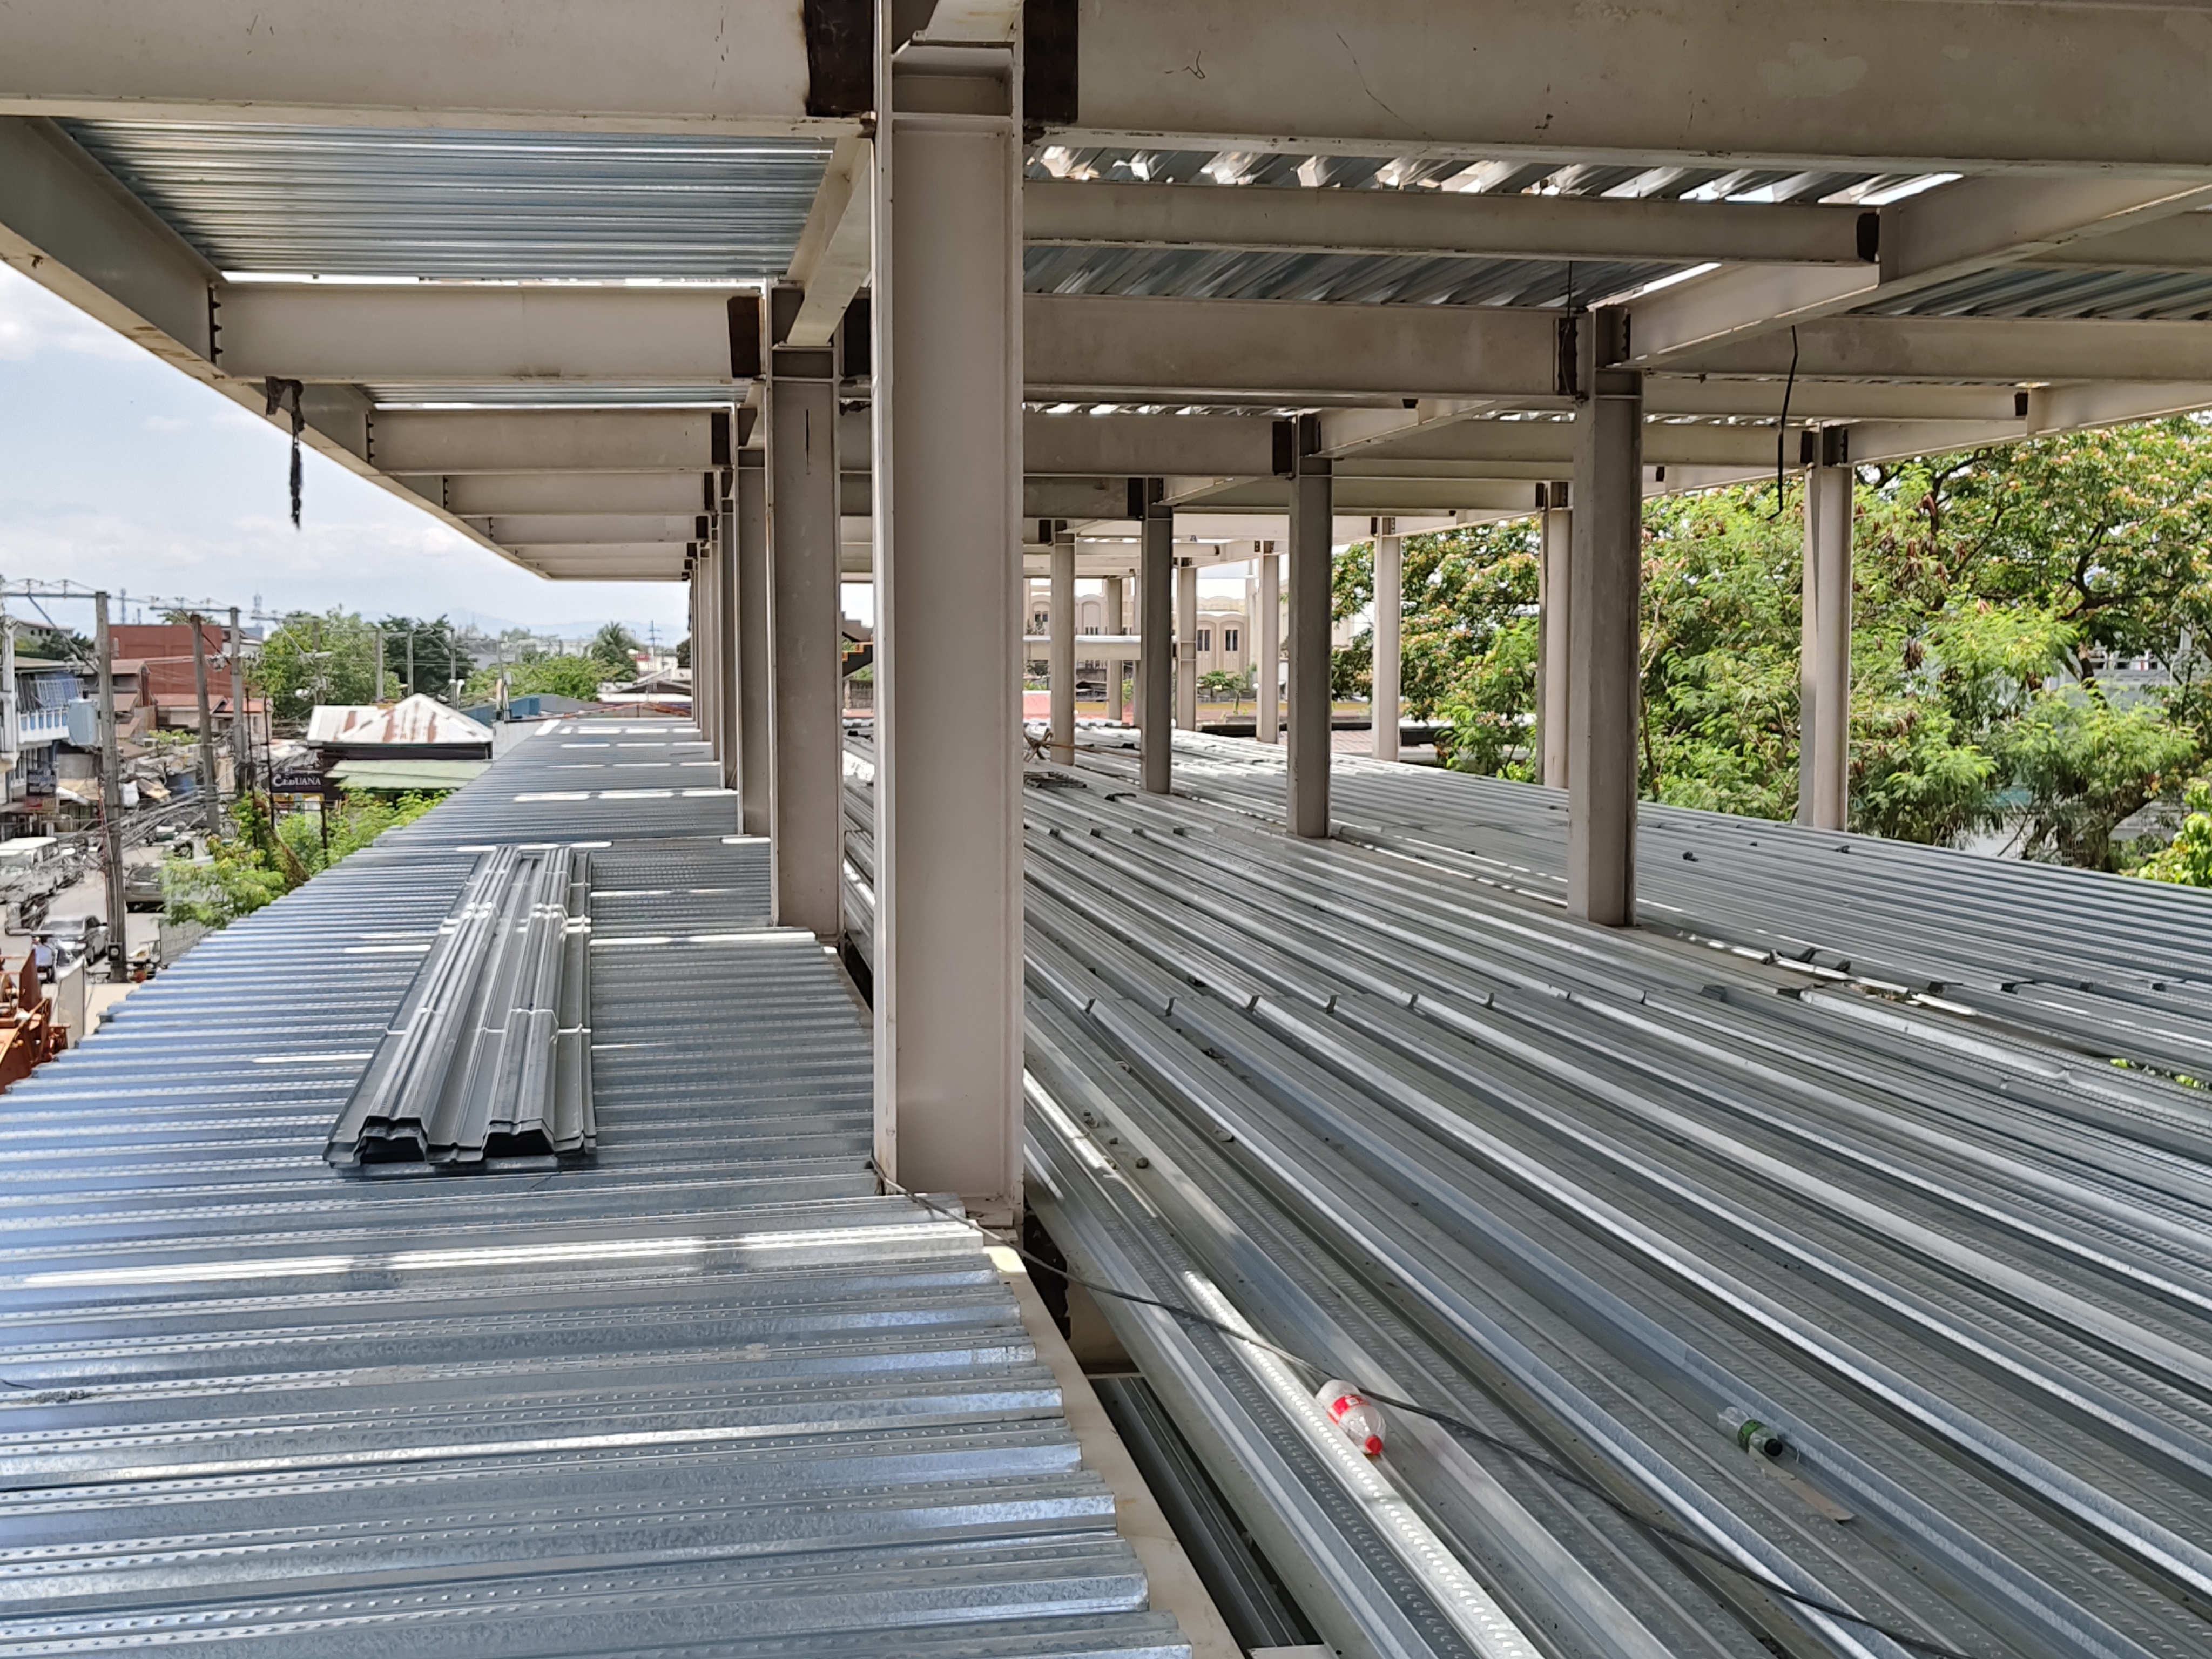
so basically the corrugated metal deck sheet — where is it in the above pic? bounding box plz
[62,122,831,281]
[0,719,1185,1659]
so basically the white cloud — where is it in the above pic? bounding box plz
[0,265,149,362]
[142,414,192,432]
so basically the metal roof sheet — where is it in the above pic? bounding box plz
[62,120,832,281]
[0,720,1186,1658]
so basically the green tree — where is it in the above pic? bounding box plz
[279,791,446,877]
[377,616,477,701]
[253,610,379,731]
[461,654,608,704]
[1199,666,1250,713]
[591,623,644,675]
[2134,780,2212,887]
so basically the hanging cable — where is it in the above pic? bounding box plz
[263,377,306,529]
[1771,326,1800,519]
[876,1164,1995,1659]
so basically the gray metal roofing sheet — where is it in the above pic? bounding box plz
[61,121,831,280]
[0,719,1184,1658]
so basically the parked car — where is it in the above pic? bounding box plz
[124,864,164,911]
[42,915,111,970]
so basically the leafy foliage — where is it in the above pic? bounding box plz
[1337,419,2212,869]
[2134,780,2212,887]
[590,623,644,675]
[160,792,447,930]
[252,610,379,726]
[461,654,608,704]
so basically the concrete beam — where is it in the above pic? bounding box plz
[0,1,834,135]
[218,282,745,384]
[1024,292,1559,402]
[1026,177,1874,266]
[1062,1,2212,173]
[369,409,724,474]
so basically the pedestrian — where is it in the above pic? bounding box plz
[32,938,52,984]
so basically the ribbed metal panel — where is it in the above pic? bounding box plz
[0,720,1185,1659]
[62,121,830,280]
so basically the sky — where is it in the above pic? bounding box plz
[0,265,691,643]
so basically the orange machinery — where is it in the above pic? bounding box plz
[0,957,66,1090]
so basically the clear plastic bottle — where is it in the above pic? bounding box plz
[1315,1378,1386,1455]
[1718,1405,1785,1458]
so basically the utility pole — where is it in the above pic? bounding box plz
[190,616,221,838]
[92,594,128,984]
[373,625,386,702]
[227,606,248,800]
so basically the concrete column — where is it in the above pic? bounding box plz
[1800,433,1853,830]
[1539,484,1573,790]
[1372,518,1401,762]
[735,452,771,826]
[871,31,1022,1218]
[1567,312,1641,927]
[1049,525,1075,763]
[766,308,844,940]
[1175,559,1198,730]
[1257,539,1281,744]
[1139,484,1174,793]
[1286,420,1334,839]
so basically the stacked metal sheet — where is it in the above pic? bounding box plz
[326,842,593,1168]
[842,735,2212,1659]
[0,720,1189,1659]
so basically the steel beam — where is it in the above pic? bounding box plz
[1059,0,2212,173]
[1026,412,1277,478]
[502,543,692,579]
[369,409,724,475]
[477,513,706,545]
[435,471,714,516]
[785,137,874,347]
[0,1,830,134]
[1627,177,2212,365]
[1026,176,1874,266]
[1025,292,1559,402]
[1678,315,2212,383]
[217,282,743,385]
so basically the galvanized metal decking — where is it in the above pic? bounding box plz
[847,732,2212,1659]
[0,721,1186,1659]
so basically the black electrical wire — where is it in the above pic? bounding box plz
[1772,323,1801,520]
[876,1165,1996,1659]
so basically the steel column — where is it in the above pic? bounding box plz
[767,328,843,939]
[1372,518,1401,763]
[1539,484,1573,790]
[1257,541,1280,744]
[1049,524,1076,763]
[1287,423,1334,839]
[736,452,771,825]
[871,28,1023,1218]
[717,472,739,792]
[1800,435,1853,831]
[1175,559,1198,731]
[1568,314,1642,926]
[1140,484,1174,794]
[1102,574,1127,720]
